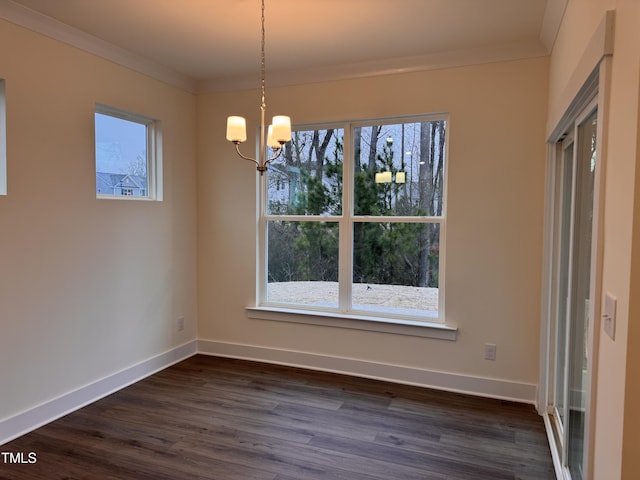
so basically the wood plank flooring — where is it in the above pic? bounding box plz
[1,355,555,479]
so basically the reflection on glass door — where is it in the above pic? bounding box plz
[548,107,597,480]
[567,109,597,479]
[554,140,573,431]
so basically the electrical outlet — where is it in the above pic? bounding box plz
[484,343,497,361]
[177,316,185,332]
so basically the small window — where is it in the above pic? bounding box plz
[95,104,162,200]
[0,79,6,196]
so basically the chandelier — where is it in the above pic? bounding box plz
[225,0,291,175]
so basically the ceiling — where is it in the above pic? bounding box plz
[0,0,566,93]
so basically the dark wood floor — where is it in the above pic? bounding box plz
[1,355,555,479]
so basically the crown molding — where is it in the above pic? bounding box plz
[1,0,559,96]
[197,40,549,94]
[0,0,198,93]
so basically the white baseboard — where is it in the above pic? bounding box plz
[1,338,538,446]
[197,339,538,405]
[0,340,198,446]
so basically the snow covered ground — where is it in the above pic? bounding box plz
[266,281,438,316]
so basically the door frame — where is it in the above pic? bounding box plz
[539,56,611,479]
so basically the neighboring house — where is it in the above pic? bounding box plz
[96,172,147,196]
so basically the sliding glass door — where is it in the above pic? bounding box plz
[546,103,598,480]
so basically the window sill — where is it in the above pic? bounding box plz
[96,195,158,201]
[246,306,457,340]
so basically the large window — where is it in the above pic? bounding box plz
[95,104,161,200]
[262,115,447,321]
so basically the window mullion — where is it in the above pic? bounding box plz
[257,173,268,305]
[352,215,443,224]
[339,122,354,313]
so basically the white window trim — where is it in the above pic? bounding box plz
[246,306,457,340]
[254,114,454,338]
[0,79,6,196]
[95,103,163,201]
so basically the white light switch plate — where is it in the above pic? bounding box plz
[603,292,616,340]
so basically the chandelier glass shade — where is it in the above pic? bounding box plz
[225,0,291,174]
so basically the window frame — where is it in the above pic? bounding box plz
[0,79,6,196]
[253,114,455,339]
[94,103,162,201]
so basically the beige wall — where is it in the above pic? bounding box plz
[625,96,640,476]
[548,1,640,478]
[12,2,640,476]
[617,2,640,478]
[4,1,639,474]
[197,58,548,390]
[547,0,615,133]
[0,20,198,421]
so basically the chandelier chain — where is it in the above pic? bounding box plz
[260,0,266,112]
